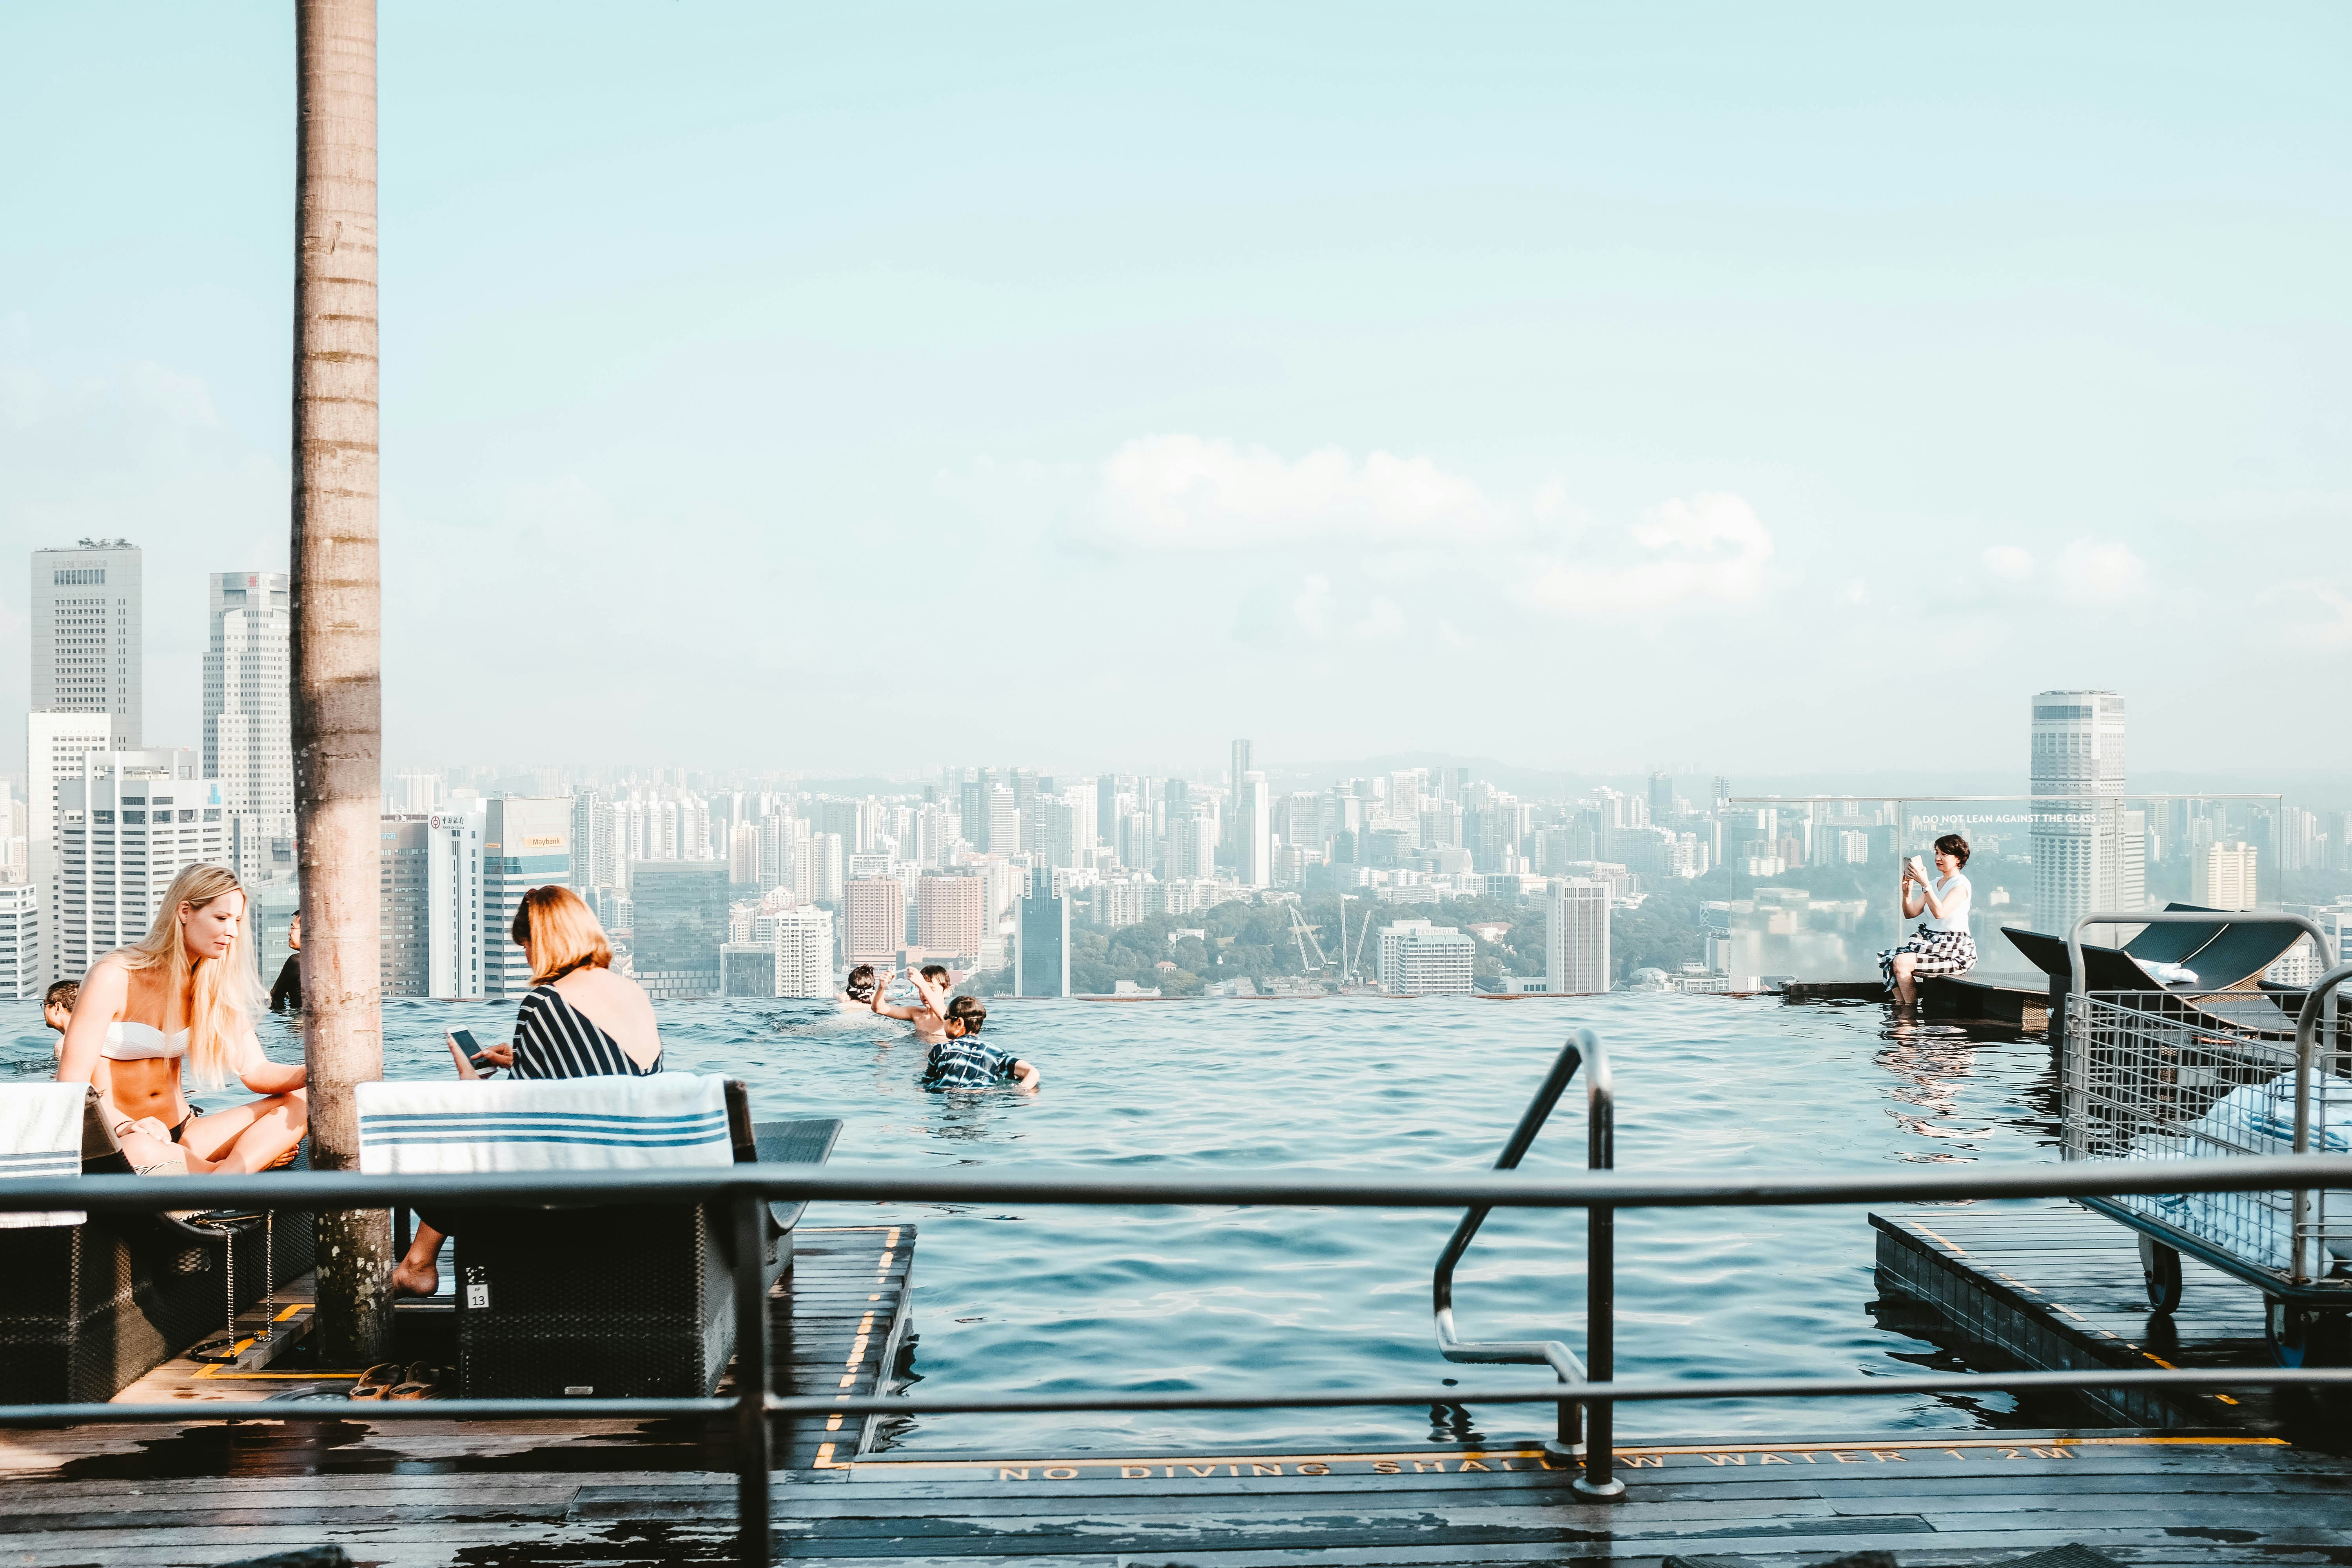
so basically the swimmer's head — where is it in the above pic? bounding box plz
[945,995,986,1037]
[844,964,877,1003]
[42,978,78,1033]
[919,964,951,987]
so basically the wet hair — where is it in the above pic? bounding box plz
[844,964,877,1003]
[946,995,986,1036]
[43,978,78,1018]
[512,885,614,984]
[919,964,951,986]
[1933,833,1971,868]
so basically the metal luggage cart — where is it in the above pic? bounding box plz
[2062,912,2352,1367]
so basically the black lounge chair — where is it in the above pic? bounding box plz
[0,1088,314,1403]
[2004,903,2308,1034]
[446,1082,842,1400]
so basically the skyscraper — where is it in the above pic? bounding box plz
[203,572,293,832]
[482,797,571,998]
[773,905,836,998]
[1240,771,1271,887]
[426,803,486,998]
[916,873,986,961]
[630,859,728,998]
[379,814,432,996]
[1016,873,1068,997]
[32,540,142,744]
[56,750,227,982]
[2192,841,2259,911]
[25,710,123,981]
[842,877,905,967]
[2029,690,2135,934]
[1547,877,1612,995]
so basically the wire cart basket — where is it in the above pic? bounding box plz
[2061,913,2352,1367]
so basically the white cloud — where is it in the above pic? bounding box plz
[1291,574,1332,636]
[1515,493,1774,615]
[1982,544,2035,581]
[2053,540,2149,603]
[2285,587,2352,651]
[1089,434,1506,551]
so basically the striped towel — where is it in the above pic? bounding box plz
[356,1074,734,1174]
[0,1083,89,1229]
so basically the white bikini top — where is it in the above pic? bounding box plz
[101,1020,188,1062]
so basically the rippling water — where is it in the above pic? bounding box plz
[4,992,2066,1450]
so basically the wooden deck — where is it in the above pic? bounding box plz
[10,1214,2352,1563]
[1,1432,2347,1563]
[1871,1201,2296,1433]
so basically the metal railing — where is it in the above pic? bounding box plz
[1431,1027,1617,1498]
[7,1065,2352,1566]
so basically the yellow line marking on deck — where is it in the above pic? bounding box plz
[1906,1221,1967,1256]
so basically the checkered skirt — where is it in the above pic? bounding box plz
[1878,923,1978,985]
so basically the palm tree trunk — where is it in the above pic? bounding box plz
[291,0,388,1366]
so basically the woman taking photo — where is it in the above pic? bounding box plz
[55,864,308,1175]
[391,885,661,1296]
[1878,833,1977,1007]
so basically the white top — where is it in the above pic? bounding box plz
[100,1020,187,1062]
[1920,871,1972,933]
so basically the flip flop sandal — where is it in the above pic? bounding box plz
[403,1362,448,1388]
[351,1361,404,1399]
[387,1382,433,1400]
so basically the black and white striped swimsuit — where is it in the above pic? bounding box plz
[510,986,661,1079]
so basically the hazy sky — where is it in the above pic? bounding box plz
[3,4,2347,782]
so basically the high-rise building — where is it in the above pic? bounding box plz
[1547,877,1612,995]
[729,821,760,886]
[773,905,836,998]
[720,942,776,997]
[393,770,440,815]
[379,814,432,996]
[481,797,571,998]
[841,877,905,968]
[987,788,1020,864]
[629,860,728,997]
[427,803,486,997]
[0,884,40,998]
[2192,841,2259,912]
[1377,919,1475,995]
[794,831,844,904]
[202,572,292,835]
[2029,690,2135,934]
[33,541,142,745]
[26,710,125,981]
[915,873,986,961]
[1016,876,1068,997]
[1240,771,1271,888]
[56,751,226,981]
[1224,740,1252,854]
[1648,771,1675,826]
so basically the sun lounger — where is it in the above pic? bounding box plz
[356,1075,841,1399]
[2003,903,2310,1035]
[0,1085,316,1402]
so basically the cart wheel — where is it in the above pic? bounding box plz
[2265,1301,2352,1368]
[2138,1237,2183,1314]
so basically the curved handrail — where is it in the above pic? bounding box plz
[2288,964,2352,1284]
[1432,1029,1610,1385]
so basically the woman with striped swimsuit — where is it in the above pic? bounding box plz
[391,886,661,1296]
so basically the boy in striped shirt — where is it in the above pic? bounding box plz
[918,995,1040,1093]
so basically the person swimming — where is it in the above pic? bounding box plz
[872,964,956,1043]
[839,964,879,1013]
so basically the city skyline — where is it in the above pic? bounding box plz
[4,7,2348,773]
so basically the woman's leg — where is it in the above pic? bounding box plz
[391,1221,447,1297]
[1891,953,1918,1007]
[179,1090,309,1174]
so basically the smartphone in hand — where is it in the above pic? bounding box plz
[448,1028,498,1078]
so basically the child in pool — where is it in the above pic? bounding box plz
[918,996,1040,1094]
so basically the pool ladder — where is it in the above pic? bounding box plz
[1431,1027,1621,1500]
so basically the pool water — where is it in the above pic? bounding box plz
[4,992,2065,1452]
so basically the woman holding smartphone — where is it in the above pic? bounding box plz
[392,886,660,1296]
[1878,833,1977,1006]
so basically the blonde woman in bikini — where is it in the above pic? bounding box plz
[54,864,308,1175]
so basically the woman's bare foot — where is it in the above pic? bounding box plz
[390,1252,439,1297]
[390,1223,447,1297]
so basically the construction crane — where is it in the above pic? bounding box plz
[1338,894,1377,989]
[1284,902,1329,972]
